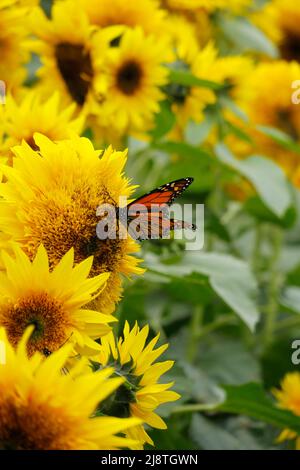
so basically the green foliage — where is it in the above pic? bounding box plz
[124,89,300,447]
[168,69,223,91]
[41,0,300,451]
[215,143,292,217]
[219,383,300,435]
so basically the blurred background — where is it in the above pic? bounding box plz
[5,0,300,450]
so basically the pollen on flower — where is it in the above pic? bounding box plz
[22,179,126,277]
[1,293,70,356]
[0,398,76,450]
[0,328,139,450]
[0,135,144,314]
[0,244,116,355]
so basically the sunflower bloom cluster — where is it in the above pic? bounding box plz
[1,0,299,453]
[228,60,300,179]
[0,327,140,449]
[0,0,34,90]
[0,128,180,448]
[0,133,144,314]
[93,322,180,449]
[0,91,83,162]
[273,372,300,450]
[19,0,257,143]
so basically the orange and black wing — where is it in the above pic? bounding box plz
[124,178,195,240]
[127,213,196,241]
[127,177,194,214]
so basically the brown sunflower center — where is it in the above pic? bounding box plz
[280,30,300,62]
[24,187,125,278]
[116,60,143,95]
[0,398,78,450]
[1,292,70,355]
[55,42,93,106]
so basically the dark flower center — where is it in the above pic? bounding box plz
[280,31,300,62]
[116,60,143,95]
[0,399,77,450]
[1,292,69,355]
[55,43,93,106]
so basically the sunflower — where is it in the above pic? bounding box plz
[27,0,115,118]
[79,0,167,36]
[214,55,254,97]
[252,0,300,62]
[94,27,173,136]
[166,13,200,63]
[0,244,116,356]
[0,133,144,314]
[161,0,250,13]
[0,91,83,163]
[166,41,219,134]
[0,327,140,449]
[236,60,300,176]
[0,0,32,89]
[92,322,180,449]
[272,372,300,450]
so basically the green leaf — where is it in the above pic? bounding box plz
[165,273,213,305]
[219,383,300,435]
[146,252,260,331]
[219,95,249,122]
[149,100,176,140]
[281,287,300,314]
[215,143,292,217]
[200,338,261,385]
[245,196,297,228]
[184,116,215,146]
[190,414,266,450]
[205,210,231,242]
[152,140,211,160]
[117,282,147,333]
[257,125,300,154]
[149,419,197,450]
[262,336,300,389]
[168,68,223,90]
[224,120,253,144]
[152,141,215,191]
[218,16,278,58]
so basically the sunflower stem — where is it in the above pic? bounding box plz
[186,305,203,363]
[274,315,300,332]
[263,226,283,350]
[195,314,237,339]
[171,402,219,414]
[251,223,263,278]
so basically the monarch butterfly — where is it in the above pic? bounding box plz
[118,177,196,240]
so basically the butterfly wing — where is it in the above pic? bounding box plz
[127,177,194,213]
[124,178,195,240]
[170,219,197,232]
[127,213,196,241]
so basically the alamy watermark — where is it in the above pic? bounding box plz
[96,198,204,251]
[291,340,300,365]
